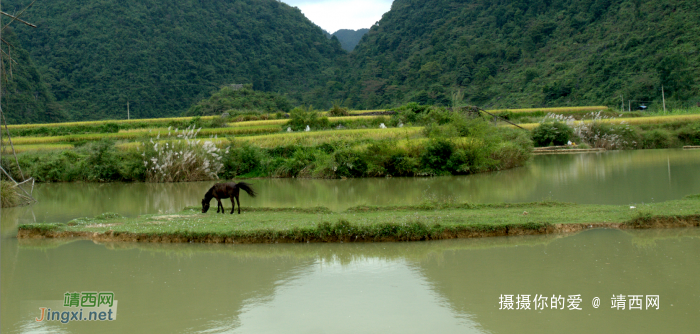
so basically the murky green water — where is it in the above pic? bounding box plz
[2,229,699,333]
[2,149,700,333]
[3,149,700,226]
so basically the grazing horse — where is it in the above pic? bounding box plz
[202,182,257,214]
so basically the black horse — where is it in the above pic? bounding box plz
[202,182,257,214]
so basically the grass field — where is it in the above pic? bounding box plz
[17,195,700,243]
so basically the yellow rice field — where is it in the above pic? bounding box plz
[119,127,424,150]
[515,113,700,130]
[490,106,609,113]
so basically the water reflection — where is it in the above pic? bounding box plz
[2,228,699,333]
[3,149,700,227]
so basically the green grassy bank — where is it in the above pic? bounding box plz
[17,196,700,243]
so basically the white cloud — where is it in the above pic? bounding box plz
[283,0,393,33]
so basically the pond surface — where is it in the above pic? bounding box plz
[2,149,700,333]
[2,229,699,333]
[3,149,700,225]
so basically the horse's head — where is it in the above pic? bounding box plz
[202,198,210,213]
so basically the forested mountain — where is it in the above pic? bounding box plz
[328,0,700,109]
[332,29,369,51]
[1,29,65,124]
[6,0,700,122]
[6,0,344,121]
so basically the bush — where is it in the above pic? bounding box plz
[421,139,455,174]
[641,129,677,149]
[82,140,122,181]
[331,148,367,177]
[677,123,700,145]
[532,122,574,146]
[221,143,265,178]
[100,123,120,133]
[328,102,350,117]
[285,106,330,131]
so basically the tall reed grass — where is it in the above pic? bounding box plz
[1,181,20,208]
[140,126,224,182]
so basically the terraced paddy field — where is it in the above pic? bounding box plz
[4,106,698,153]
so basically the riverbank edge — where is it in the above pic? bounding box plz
[16,214,700,244]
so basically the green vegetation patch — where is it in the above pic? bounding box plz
[19,197,700,242]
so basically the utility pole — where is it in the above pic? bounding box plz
[621,95,624,112]
[127,101,130,120]
[628,100,630,112]
[661,85,666,114]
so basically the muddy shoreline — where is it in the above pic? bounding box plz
[17,215,700,244]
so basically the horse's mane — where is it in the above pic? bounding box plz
[203,185,215,200]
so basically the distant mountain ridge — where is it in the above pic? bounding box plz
[331,29,370,51]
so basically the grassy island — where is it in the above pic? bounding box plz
[17,195,700,244]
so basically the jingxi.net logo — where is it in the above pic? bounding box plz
[34,291,118,323]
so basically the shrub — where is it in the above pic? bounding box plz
[82,140,122,181]
[100,123,120,133]
[285,106,330,131]
[391,102,431,125]
[641,129,676,149]
[420,139,455,174]
[331,148,367,177]
[676,123,700,145]
[328,102,350,117]
[532,122,573,146]
[273,148,317,177]
[221,143,265,178]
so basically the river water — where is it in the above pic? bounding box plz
[2,149,700,333]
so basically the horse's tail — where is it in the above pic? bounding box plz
[236,182,257,197]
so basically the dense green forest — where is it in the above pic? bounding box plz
[5,0,344,122]
[185,84,292,116]
[1,29,65,124]
[4,0,700,123]
[332,29,370,51]
[329,0,700,109]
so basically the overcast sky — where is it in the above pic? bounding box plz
[282,0,394,33]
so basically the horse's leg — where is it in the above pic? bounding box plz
[230,196,236,214]
[236,195,241,214]
[217,198,223,213]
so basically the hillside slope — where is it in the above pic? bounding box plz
[331,0,700,109]
[7,0,345,120]
[1,29,65,124]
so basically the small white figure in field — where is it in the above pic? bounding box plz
[630,206,636,209]
[287,127,292,132]
[305,125,310,132]
[398,122,404,128]
[379,123,387,129]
